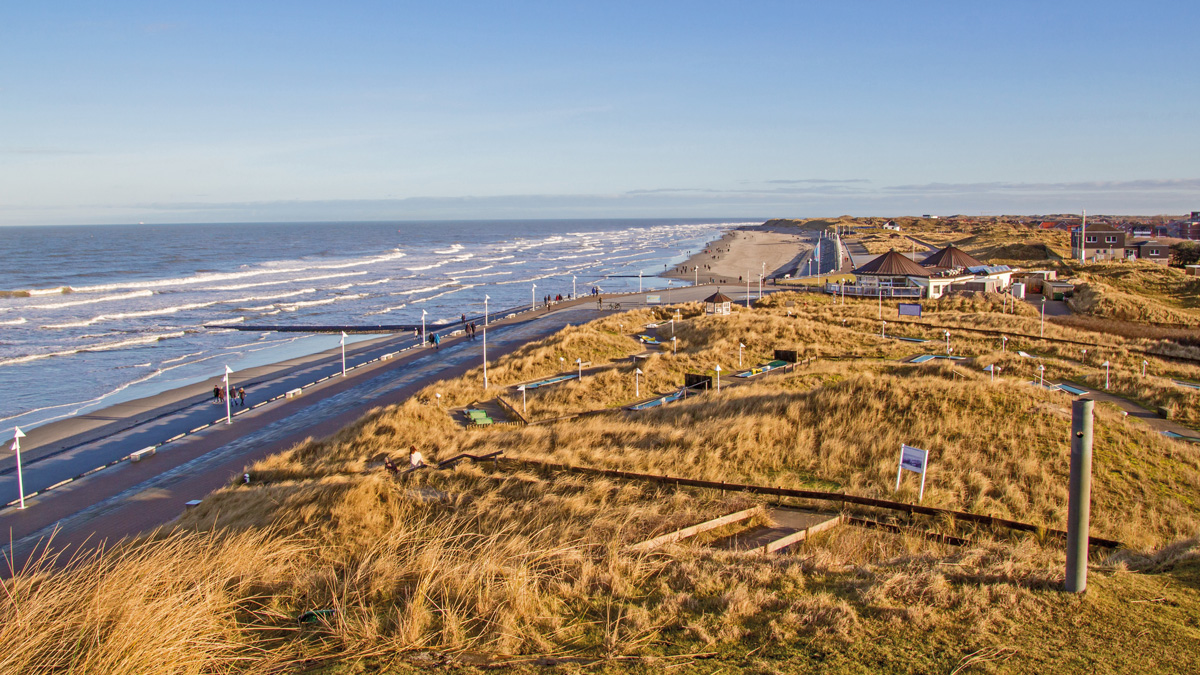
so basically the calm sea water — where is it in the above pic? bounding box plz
[0,219,748,431]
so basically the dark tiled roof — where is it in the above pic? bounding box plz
[703,291,733,303]
[853,250,931,277]
[920,245,984,269]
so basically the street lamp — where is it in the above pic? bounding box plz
[421,309,427,347]
[669,318,675,337]
[576,358,583,380]
[882,321,887,338]
[671,336,677,354]
[572,275,576,299]
[223,365,233,424]
[738,342,744,367]
[638,270,643,293]
[517,384,526,413]
[693,265,698,286]
[483,294,490,389]
[1001,335,1008,352]
[714,364,722,392]
[943,330,950,355]
[1038,364,1045,388]
[532,284,537,311]
[340,331,347,376]
[1102,360,1110,390]
[10,427,26,509]
[635,367,642,397]
[666,279,672,305]
[1142,360,1148,377]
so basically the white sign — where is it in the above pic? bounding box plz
[895,444,929,501]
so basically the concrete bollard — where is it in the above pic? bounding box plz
[1065,398,1094,593]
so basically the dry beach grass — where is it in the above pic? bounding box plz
[4,286,1200,673]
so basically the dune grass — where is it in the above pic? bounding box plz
[5,290,1200,672]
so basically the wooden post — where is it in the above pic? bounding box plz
[1065,398,1094,593]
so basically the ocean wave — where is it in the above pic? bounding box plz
[66,250,407,294]
[277,293,367,312]
[206,317,246,326]
[24,290,155,310]
[451,270,510,280]
[479,255,514,262]
[0,331,187,368]
[409,285,475,305]
[365,303,406,316]
[0,317,27,325]
[42,289,318,329]
[204,271,368,291]
[433,244,463,255]
[396,281,457,296]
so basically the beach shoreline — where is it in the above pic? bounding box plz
[662,226,811,286]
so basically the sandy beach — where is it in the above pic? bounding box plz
[662,227,810,286]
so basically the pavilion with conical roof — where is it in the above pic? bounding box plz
[920,245,984,270]
[703,289,733,315]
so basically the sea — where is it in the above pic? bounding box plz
[0,219,750,432]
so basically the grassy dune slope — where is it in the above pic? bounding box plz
[4,293,1200,674]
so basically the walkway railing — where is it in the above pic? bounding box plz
[824,284,923,298]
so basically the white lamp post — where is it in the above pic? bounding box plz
[944,330,950,355]
[576,358,582,380]
[669,318,674,337]
[223,365,233,424]
[878,286,883,319]
[1102,360,1110,389]
[738,342,744,367]
[1038,364,1045,388]
[483,295,490,389]
[340,331,347,376]
[671,336,677,354]
[1142,359,1148,377]
[10,427,26,509]
[635,367,642,397]
[1002,335,1008,352]
[421,309,427,347]
[714,364,721,392]
[666,279,672,305]
[517,384,526,413]
[531,284,537,311]
[693,265,698,286]
[1040,296,1046,338]
[572,275,576,298]
[638,271,642,293]
[882,321,887,338]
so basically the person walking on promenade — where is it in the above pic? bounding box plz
[237,387,246,407]
[461,313,466,324]
[213,385,222,403]
[433,333,440,350]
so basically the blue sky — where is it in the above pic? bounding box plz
[2,1,1198,225]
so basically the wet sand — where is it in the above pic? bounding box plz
[662,228,810,286]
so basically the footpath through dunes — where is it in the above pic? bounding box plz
[6,289,1200,673]
[663,227,810,285]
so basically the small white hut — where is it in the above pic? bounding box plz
[703,290,733,315]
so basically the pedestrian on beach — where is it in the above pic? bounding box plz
[238,387,246,406]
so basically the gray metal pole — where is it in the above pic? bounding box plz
[1065,398,1095,593]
